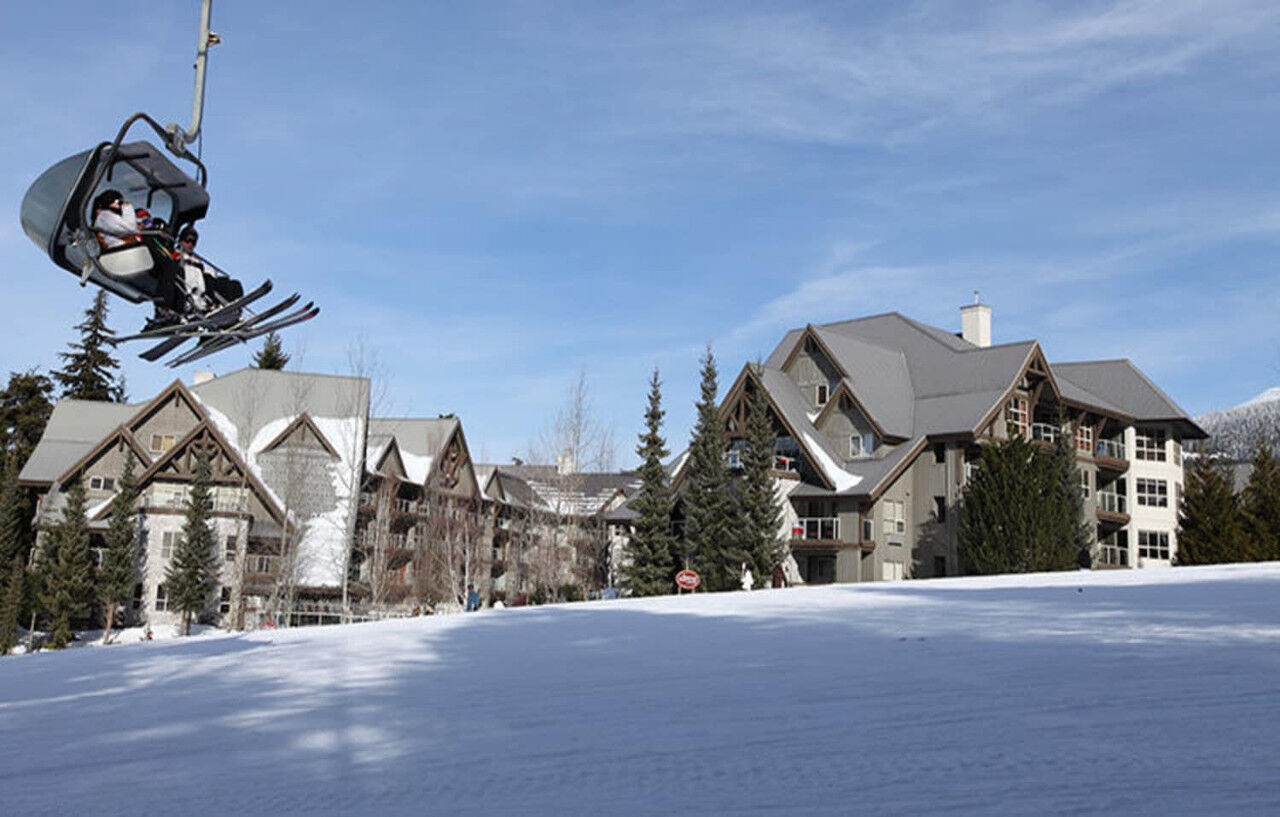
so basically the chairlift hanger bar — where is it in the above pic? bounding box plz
[166,0,220,156]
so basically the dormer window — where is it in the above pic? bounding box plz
[815,383,829,407]
[849,432,874,458]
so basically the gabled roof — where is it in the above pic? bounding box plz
[53,426,150,488]
[135,419,286,526]
[19,400,138,485]
[260,413,340,459]
[1053,359,1207,438]
[369,417,458,484]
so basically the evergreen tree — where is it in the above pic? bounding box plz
[252,331,290,370]
[620,368,677,596]
[738,375,785,585]
[98,457,140,643]
[683,346,747,591]
[958,432,1084,575]
[0,553,23,654]
[0,369,55,469]
[0,455,25,570]
[165,451,218,635]
[1178,454,1249,565]
[53,291,125,402]
[1241,441,1280,561]
[43,478,94,648]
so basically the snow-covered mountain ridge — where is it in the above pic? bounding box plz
[3,564,1280,815]
[1197,386,1280,457]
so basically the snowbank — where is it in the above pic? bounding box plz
[3,564,1280,815]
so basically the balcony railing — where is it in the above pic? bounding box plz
[1097,491,1127,514]
[774,455,799,472]
[792,517,839,541]
[1095,439,1126,460]
[1030,423,1060,442]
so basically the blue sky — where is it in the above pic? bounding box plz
[2,1,1278,466]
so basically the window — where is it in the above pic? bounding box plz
[252,554,275,574]
[863,517,873,542]
[882,499,905,536]
[132,582,143,610]
[849,434,863,458]
[161,531,180,560]
[149,434,177,455]
[1138,530,1170,560]
[1007,397,1029,437]
[934,496,946,523]
[224,535,237,562]
[1079,470,1091,498]
[724,449,743,469]
[1173,441,1182,466]
[1100,534,1129,566]
[815,383,829,407]
[154,584,168,612]
[88,476,116,491]
[881,561,904,581]
[933,443,946,464]
[219,587,232,614]
[1134,429,1167,462]
[1136,478,1169,508]
[1075,425,1094,454]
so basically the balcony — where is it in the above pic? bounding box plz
[1030,423,1060,443]
[1094,439,1129,473]
[1095,490,1129,525]
[791,517,839,543]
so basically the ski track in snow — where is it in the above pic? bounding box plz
[2,565,1280,815]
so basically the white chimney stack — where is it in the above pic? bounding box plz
[960,291,992,348]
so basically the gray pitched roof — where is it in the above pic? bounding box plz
[190,368,371,429]
[19,400,137,484]
[1053,360,1187,420]
[369,417,458,458]
[749,310,1197,498]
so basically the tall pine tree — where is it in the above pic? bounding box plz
[620,368,676,596]
[1241,441,1280,562]
[252,331,290,370]
[683,346,747,592]
[54,291,125,402]
[0,552,22,654]
[0,454,25,573]
[958,431,1084,575]
[165,450,218,635]
[43,478,95,648]
[98,457,140,644]
[738,375,785,585]
[1,369,55,470]
[1178,454,1249,564]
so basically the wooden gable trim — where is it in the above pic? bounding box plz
[56,424,153,487]
[429,424,479,501]
[698,365,836,492]
[260,412,340,459]
[811,380,890,441]
[376,439,408,481]
[137,418,286,526]
[778,325,853,384]
[124,379,206,437]
[970,344,1062,436]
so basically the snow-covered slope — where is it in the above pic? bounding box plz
[1197,387,1280,458]
[3,566,1280,815]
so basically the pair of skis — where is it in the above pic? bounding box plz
[113,280,318,366]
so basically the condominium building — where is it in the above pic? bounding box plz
[707,303,1204,583]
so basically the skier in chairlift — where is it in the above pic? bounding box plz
[91,188,184,329]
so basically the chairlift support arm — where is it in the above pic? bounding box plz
[166,0,220,156]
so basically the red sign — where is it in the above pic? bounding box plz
[675,569,701,591]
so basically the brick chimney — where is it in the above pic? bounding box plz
[960,291,991,348]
